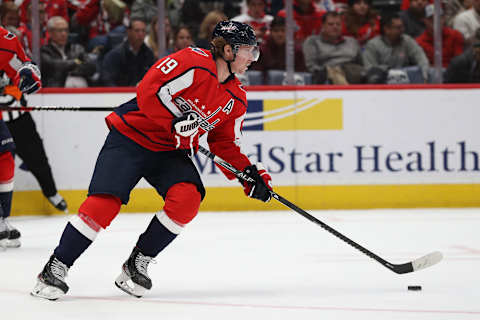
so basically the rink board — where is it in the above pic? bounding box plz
[10,86,480,214]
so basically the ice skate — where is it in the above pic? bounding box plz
[47,193,68,213]
[0,218,8,249]
[31,255,69,301]
[115,247,156,298]
[4,218,21,248]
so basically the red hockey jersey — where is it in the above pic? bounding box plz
[0,27,31,121]
[106,47,252,179]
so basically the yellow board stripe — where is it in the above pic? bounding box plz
[10,184,480,216]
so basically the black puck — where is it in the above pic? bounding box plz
[408,285,422,291]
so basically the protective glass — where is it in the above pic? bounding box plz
[235,45,260,62]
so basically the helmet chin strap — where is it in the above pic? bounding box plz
[221,51,236,84]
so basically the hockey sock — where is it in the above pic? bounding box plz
[136,212,179,257]
[53,222,93,267]
[0,191,13,218]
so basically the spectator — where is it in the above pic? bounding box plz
[71,0,126,52]
[400,0,432,11]
[399,0,428,38]
[446,0,473,27]
[253,16,306,78]
[130,0,157,24]
[445,28,480,82]
[277,0,325,43]
[172,25,193,52]
[416,5,465,68]
[195,10,227,49]
[180,0,242,41]
[232,0,274,43]
[19,0,68,25]
[362,13,430,82]
[303,11,364,84]
[342,0,380,47]
[0,2,20,32]
[40,16,96,87]
[101,18,155,86]
[453,0,480,45]
[17,1,49,56]
[144,15,173,58]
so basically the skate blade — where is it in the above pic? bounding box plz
[114,271,146,298]
[0,239,7,250]
[30,279,65,301]
[6,239,21,248]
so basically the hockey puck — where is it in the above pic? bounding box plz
[408,285,422,291]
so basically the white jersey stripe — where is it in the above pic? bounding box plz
[157,69,195,117]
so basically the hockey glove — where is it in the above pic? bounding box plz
[171,113,200,157]
[242,163,273,202]
[15,62,41,94]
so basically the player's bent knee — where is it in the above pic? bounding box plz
[78,194,122,229]
[164,182,201,225]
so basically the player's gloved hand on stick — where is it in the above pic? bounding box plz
[242,163,273,202]
[171,113,199,157]
[15,62,41,94]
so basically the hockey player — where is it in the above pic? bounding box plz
[31,20,273,300]
[0,26,41,248]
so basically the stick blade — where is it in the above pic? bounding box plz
[411,251,443,272]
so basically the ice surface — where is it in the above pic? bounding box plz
[1,208,479,319]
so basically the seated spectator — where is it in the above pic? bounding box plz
[1,2,21,38]
[277,0,325,43]
[1,1,20,29]
[445,28,480,82]
[71,0,126,52]
[195,10,227,49]
[342,0,380,47]
[399,0,428,38]
[416,4,464,68]
[445,0,473,27]
[232,0,274,43]
[303,11,364,84]
[130,0,157,24]
[19,0,68,24]
[17,1,49,56]
[253,16,306,78]
[453,0,480,45]
[144,15,173,58]
[41,16,96,87]
[181,0,242,41]
[401,0,432,11]
[101,18,155,86]
[172,25,193,52]
[362,13,430,82]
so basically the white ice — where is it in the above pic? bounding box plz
[1,208,479,320]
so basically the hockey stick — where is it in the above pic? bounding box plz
[0,105,114,112]
[198,145,443,274]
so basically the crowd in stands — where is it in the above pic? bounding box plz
[0,0,479,86]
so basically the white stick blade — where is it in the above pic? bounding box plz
[412,251,443,272]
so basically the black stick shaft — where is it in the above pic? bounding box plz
[0,106,114,111]
[197,145,405,274]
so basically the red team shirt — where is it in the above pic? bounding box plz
[106,47,252,180]
[0,27,32,121]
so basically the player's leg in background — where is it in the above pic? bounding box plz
[115,150,205,298]
[31,128,144,300]
[6,113,68,212]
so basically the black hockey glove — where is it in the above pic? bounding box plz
[241,163,273,202]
